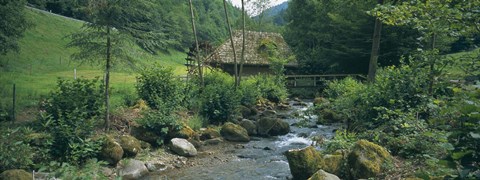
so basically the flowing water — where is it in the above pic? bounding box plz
[144,101,339,180]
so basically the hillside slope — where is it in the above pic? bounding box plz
[0,8,187,113]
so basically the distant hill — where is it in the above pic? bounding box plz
[254,1,288,26]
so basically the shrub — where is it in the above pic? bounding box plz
[323,130,357,154]
[136,106,182,145]
[252,74,288,103]
[39,78,103,164]
[41,159,108,180]
[41,78,103,121]
[0,127,34,172]
[238,78,261,107]
[136,65,183,110]
[199,71,240,124]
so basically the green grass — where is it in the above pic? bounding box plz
[0,8,187,117]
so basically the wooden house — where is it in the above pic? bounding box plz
[205,30,297,75]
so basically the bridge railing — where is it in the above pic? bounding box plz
[285,74,366,88]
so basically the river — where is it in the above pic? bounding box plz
[143,101,339,180]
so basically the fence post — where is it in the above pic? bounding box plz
[12,84,16,123]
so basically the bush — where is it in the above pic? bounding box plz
[252,74,288,103]
[0,127,34,172]
[197,71,240,124]
[136,106,182,145]
[136,65,183,110]
[41,78,103,121]
[325,64,430,130]
[40,159,108,180]
[39,78,104,164]
[238,78,261,107]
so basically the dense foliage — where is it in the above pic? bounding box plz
[284,0,420,74]
[136,65,183,110]
[0,127,34,172]
[40,78,104,164]
[0,0,31,54]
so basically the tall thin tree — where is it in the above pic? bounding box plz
[367,0,384,82]
[188,0,203,87]
[238,0,246,86]
[223,0,238,87]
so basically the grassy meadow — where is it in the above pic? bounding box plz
[0,8,187,119]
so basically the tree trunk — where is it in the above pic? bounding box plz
[104,26,111,131]
[428,33,436,94]
[367,0,384,82]
[238,0,246,86]
[223,0,238,87]
[189,0,203,88]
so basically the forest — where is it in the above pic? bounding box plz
[0,0,479,179]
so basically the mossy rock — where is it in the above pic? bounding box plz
[307,169,340,180]
[348,140,393,179]
[100,136,124,165]
[285,146,324,180]
[130,126,160,145]
[322,154,343,175]
[119,135,142,157]
[0,169,32,180]
[239,119,257,135]
[169,124,196,140]
[200,127,221,140]
[220,122,250,142]
[257,117,290,136]
[313,97,328,106]
[238,105,253,118]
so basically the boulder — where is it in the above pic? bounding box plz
[119,135,142,157]
[257,117,290,136]
[239,119,257,135]
[118,159,149,180]
[286,146,324,180]
[220,122,250,142]
[130,126,159,145]
[169,125,196,139]
[348,140,393,179]
[100,136,124,165]
[0,169,32,180]
[308,169,340,180]
[319,109,342,124]
[200,128,221,140]
[170,138,197,157]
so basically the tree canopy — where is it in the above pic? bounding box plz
[0,0,31,55]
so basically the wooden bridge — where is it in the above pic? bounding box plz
[285,74,366,88]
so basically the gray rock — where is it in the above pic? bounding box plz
[170,138,198,157]
[118,159,149,180]
[145,161,168,172]
[239,119,257,135]
[308,169,341,180]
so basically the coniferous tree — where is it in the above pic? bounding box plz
[67,0,164,131]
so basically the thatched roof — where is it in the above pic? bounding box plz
[206,30,297,67]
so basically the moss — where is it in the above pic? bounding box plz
[257,117,290,136]
[286,146,325,180]
[119,135,142,157]
[0,169,32,180]
[100,136,124,165]
[348,140,393,179]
